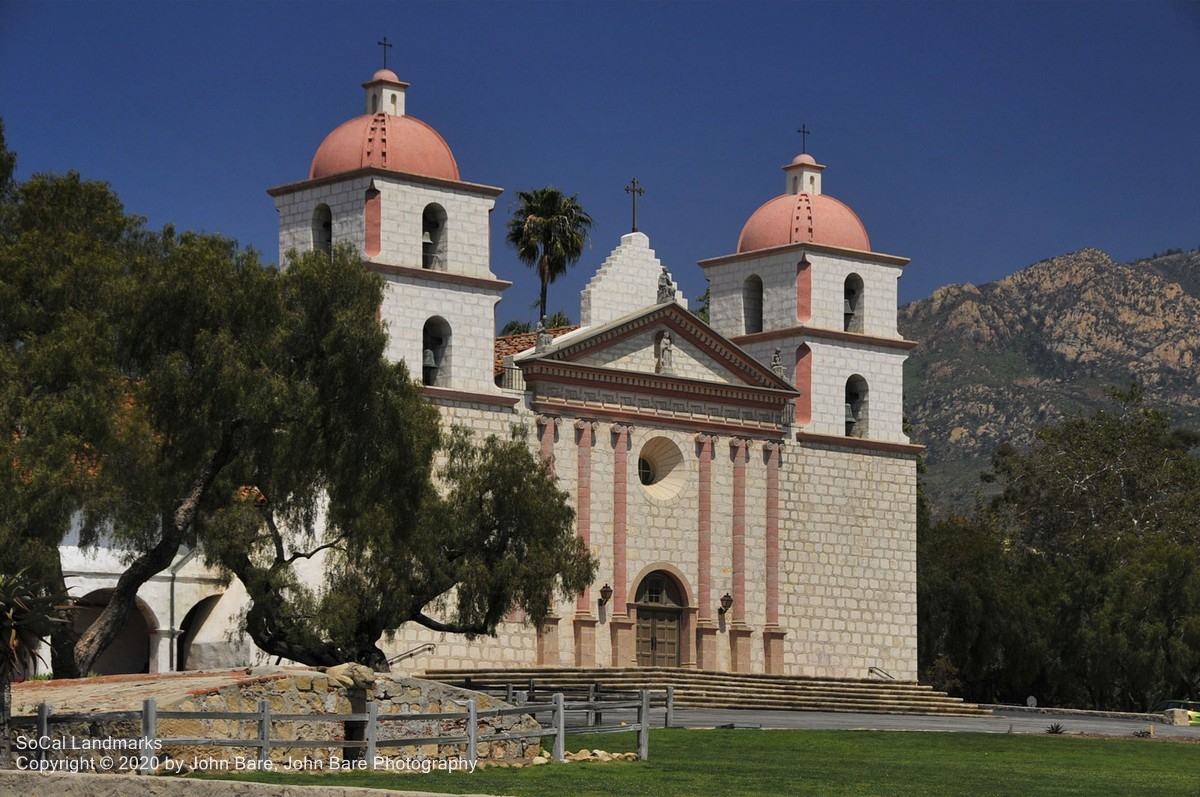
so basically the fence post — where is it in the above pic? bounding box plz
[257,699,271,764]
[665,686,674,728]
[505,683,514,704]
[140,698,157,774]
[36,703,51,763]
[552,693,565,763]
[586,683,597,727]
[466,698,478,763]
[637,689,650,761]
[365,700,378,768]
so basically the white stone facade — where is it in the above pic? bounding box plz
[59,70,920,684]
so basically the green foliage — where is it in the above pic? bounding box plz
[414,426,595,634]
[920,388,1200,710]
[0,569,63,678]
[202,247,594,668]
[505,187,592,320]
[499,319,534,336]
[0,167,149,675]
[543,310,572,328]
[693,285,710,324]
[1,568,67,768]
[0,119,15,206]
[1045,723,1065,734]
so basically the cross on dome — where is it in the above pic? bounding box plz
[797,124,811,154]
[377,36,393,70]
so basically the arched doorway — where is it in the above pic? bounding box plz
[176,594,222,671]
[73,589,154,675]
[634,571,685,667]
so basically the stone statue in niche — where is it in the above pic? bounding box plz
[658,331,674,374]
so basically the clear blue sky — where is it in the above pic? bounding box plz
[3,1,1197,331]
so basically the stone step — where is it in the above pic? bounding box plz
[419,666,991,718]
[423,669,955,699]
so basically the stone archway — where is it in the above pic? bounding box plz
[634,570,687,667]
[73,589,155,675]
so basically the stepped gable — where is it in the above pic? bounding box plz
[580,231,687,327]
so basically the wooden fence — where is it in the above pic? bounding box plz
[12,689,664,773]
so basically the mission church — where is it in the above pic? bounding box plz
[60,67,922,681]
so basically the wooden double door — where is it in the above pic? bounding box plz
[636,606,681,667]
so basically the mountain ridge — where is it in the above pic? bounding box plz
[899,247,1200,513]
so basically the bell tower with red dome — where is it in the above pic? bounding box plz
[268,69,510,398]
[700,152,916,445]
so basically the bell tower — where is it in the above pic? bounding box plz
[267,68,509,396]
[698,152,914,444]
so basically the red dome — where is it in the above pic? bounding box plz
[737,192,870,253]
[309,113,460,181]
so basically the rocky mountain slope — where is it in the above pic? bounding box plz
[899,248,1200,514]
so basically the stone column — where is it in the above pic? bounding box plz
[149,629,172,674]
[609,423,635,667]
[694,433,719,670]
[573,419,599,666]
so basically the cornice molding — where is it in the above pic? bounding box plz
[368,261,511,292]
[530,399,787,442]
[795,430,924,456]
[267,166,504,199]
[698,241,909,269]
[420,386,520,409]
[521,361,795,410]
[732,325,918,351]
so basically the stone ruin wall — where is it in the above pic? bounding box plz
[11,670,540,772]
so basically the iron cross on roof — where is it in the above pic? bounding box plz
[378,37,393,70]
[625,178,645,233]
[797,124,811,154]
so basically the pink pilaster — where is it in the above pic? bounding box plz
[537,414,558,465]
[730,438,749,621]
[695,433,719,669]
[611,424,632,610]
[609,424,634,667]
[765,441,781,626]
[695,434,715,620]
[574,420,598,666]
[574,420,597,614]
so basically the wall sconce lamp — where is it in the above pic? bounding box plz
[598,583,614,607]
[718,592,734,615]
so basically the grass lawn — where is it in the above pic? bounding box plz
[202,728,1200,796]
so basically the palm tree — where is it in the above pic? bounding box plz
[506,187,593,321]
[1,569,64,769]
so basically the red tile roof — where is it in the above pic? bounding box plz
[494,326,579,379]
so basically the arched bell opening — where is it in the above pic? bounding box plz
[422,316,452,387]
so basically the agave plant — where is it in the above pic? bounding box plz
[1,569,67,769]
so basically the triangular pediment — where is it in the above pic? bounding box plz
[518,303,794,393]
